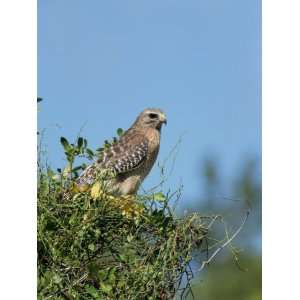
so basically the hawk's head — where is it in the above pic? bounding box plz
[133,108,167,130]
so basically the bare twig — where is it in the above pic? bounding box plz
[198,210,250,272]
[207,215,221,230]
[145,134,184,194]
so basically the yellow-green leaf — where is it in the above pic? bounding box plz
[153,192,166,202]
[100,282,112,294]
[90,182,101,200]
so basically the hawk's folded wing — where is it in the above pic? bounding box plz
[76,133,148,187]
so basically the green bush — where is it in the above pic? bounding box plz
[37,135,212,300]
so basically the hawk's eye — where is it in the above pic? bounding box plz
[149,113,158,119]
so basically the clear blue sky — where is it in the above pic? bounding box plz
[38,0,261,202]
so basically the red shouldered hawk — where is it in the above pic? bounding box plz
[76,108,167,195]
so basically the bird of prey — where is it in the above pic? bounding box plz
[76,108,167,195]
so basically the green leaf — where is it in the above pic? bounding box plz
[85,285,100,299]
[127,234,134,243]
[86,148,94,158]
[100,282,112,294]
[153,192,166,202]
[69,213,77,226]
[88,243,96,251]
[72,165,82,172]
[117,128,124,137]
[47,168,54,178]
[53,273,62,284]
[97,270,106,281]
[108,267,116,284]
[95,229,101,238]
[119,254,127,263]
[104,140,111,149]
[77,137,83,149]
[60,137,70,151]
[66,153,74,163]
[88,262,100,279]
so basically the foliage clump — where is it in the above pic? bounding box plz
[38,134,212,300]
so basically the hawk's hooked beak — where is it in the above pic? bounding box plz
[160,114,167,125]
